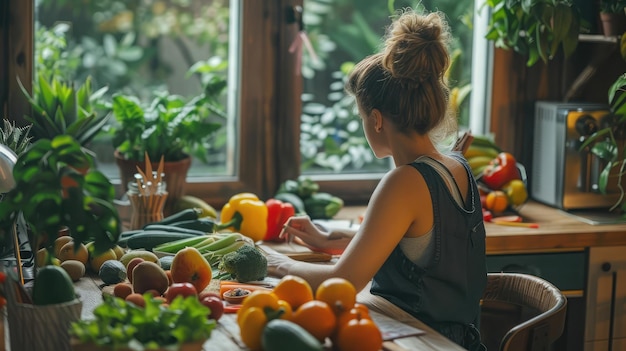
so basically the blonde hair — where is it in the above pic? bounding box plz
[345,9,456,142]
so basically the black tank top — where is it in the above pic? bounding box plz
[370,153,487,350]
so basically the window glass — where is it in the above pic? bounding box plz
[34,0,235,181]
[300,0,474,175]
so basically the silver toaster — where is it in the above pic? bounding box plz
[531,101,622,210]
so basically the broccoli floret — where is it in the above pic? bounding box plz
[219,244,268,282]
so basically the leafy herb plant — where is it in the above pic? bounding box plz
[70,294,216,348]
[484,0,581,67]
[106,58,226,164]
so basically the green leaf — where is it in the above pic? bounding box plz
[598,164,611,194]
[591,140,618,162]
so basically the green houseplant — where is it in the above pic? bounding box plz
[581,73,626,216]
[107,58,226,215]
[18,73,110,151]
[0,135,122,256]
[484,0,581,66]
[599,0,626,35]
[0,135,122,351]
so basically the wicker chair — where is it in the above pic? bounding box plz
[480,273,568,351]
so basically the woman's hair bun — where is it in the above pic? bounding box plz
[381,9,450,83]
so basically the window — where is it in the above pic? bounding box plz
[2,0,487,207]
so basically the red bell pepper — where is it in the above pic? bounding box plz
[264,198,296,241]
[481,152,521,190]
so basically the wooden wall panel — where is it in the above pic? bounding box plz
[1,0,32,125]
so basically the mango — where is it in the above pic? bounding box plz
[119,249,159,267]
[132,261,169,295]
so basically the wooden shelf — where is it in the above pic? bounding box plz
[578,34,620,43]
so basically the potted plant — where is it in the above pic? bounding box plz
[484,0,581,66]
[69,294,216,351]
[0,119,33,156]
[581,73,626,217]
[0,119,32,254]
[599,0,626,36]
[106,58,227,216]
[18,73,110,153]
[0,135,122,351]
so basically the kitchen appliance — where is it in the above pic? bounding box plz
[532,101,622,210]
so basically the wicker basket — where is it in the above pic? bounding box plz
[4,278,82,351]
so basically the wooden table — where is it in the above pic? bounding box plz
[70,274,464,351]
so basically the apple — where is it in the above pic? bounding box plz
[201,295,224,321]
[165,282,198,303]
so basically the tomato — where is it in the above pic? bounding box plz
[291,300,337,342]
[481,152,521,190]
[336,305,372,330]
[165,282,198,303]
[198,291,222,301]
[336,317,383,351]
[484,190,509,214]
[201,295,225,321]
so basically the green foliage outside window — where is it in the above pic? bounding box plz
[34,0,474,175]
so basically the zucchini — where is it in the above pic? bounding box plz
[273,192,306,214]
[126,232,199,251]
[148,208,202,226]
[141,224,207,235]
[168,217,217,232]
[261,319,323,351]
[303,192,344,219]
[120,229,145,239]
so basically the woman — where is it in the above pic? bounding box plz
[265,8,487,350]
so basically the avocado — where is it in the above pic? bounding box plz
[32,265,77,305]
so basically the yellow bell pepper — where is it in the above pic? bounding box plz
[217,193,268,242]
[239,307,267,351]
[237,290,290,351]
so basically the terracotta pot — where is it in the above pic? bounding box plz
[70,338,206,351]
[114,151,191,217]
[600,12,626,36]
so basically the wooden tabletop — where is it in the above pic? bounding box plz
[70,274,464,351]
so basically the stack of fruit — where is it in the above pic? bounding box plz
[463,136,529,217]
[237,275,383,351]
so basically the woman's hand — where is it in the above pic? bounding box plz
[280,216,352,255]
[265,250,294,278]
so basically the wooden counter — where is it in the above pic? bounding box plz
[337,201,626,254]
[484,202,626,253]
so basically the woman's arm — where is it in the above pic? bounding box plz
[267,165,432,292]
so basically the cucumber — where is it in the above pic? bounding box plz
[261,319,323,351]
[273,192,306,214]
[126,232,199,250]
[141,224,207,235]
